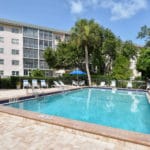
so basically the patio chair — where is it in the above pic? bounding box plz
[32,79,39,88]
[146,82,150,90]
[72,80,78,86]
[40,80,48,88]
[23,80,31,88]
[59,80,68,87]
[100,81,106,87]
[110,80,116,88]
[53,81,62,88]
[79,80,85,86]
[127,81,132,89]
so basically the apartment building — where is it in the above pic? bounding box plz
[0,18,69,77]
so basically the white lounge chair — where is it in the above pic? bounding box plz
[100,81,106,87]
[146,82,150,90]
[32,79,39,88]
[53,81,62,88]
[110,80,116,88]
[59,80,66,86]
[40,80,48,88]
[72,80,78,86]
[127,81,132,88]
[79,80,85,86]
[23,80,31,88]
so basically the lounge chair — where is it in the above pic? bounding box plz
[72,80,78,86]
[146,82,150,90]
[79,80,85,86]
[40,80,48,88]
[59,80,67,86]
[100,81,106,87]
[23,80,31,88]
[127,81,132,88]
[32,79,39,88]
[53,81,62,88]
[110,80,116,88]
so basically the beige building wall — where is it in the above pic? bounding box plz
[0,24,23,76]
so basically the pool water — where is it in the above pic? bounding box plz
[6,88,150,134]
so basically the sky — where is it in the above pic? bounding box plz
[0,0,150,46]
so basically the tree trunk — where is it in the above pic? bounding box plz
[85,45,91,86]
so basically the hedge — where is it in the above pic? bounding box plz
[0,75,146,89]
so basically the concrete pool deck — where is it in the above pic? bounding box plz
[0,112,150,150]
[0,88,150,149]
[0,86,79,102]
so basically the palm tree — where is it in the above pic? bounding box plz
[71,19,102,86]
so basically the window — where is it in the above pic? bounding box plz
[23,27,38,38]
[0,37,4,43]
[23,48,38,58]
[39,40,52,49]
[0,59,4,64]
[39,60,49,69]
[12,49,19,55]
[55,35,61,41]
[23,58,38,69]
[12,60,19,65]
[0,48,4,53]
[39,30,52,40]
[23,37,38,48]
[0,70,4,76]
[11,39,19,44]
[12,28,19,33]
[12,71,19,76]
[0,26,4,31]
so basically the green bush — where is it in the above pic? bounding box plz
[0,78,11,89]
[0,75,146,89]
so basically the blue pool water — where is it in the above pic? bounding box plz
[6,88,150,134]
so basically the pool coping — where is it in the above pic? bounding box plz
[0,87,150,147]
[0,105,150,147]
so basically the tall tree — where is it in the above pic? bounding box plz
[136,48,150,79]
[121,40,138,59]
[137,25,150,47]
[71,19,102,86]
[31,69,44,77]
[102,29,117,74]
[44,47,56,68]
[112,55,131,80]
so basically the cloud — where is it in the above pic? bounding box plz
[69,0,84,14]
[100,0,148,20]
[68,0,148,20]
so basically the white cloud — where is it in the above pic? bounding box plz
[99,0,148,20]
[68,0,148,20]
[69,0,83,14]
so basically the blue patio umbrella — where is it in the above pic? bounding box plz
[70,69,86,75]
[70,68,86,83]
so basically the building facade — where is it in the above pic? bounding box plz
[0,18,69,77]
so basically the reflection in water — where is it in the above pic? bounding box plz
[84,89,92,120]
[19,103,23,109]
[129,93,139,112]
[106,95,114,112]
[86,88,91,110]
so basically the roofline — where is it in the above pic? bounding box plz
[0,18,70,35]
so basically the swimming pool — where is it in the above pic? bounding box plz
[6,88,150,134]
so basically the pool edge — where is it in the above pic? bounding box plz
[0,105,150,147]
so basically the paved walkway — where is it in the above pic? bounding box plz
[0,112,149,150]
[0,87,77,101]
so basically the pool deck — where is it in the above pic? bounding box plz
[0,88,150,149]
[0,86,79,102]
